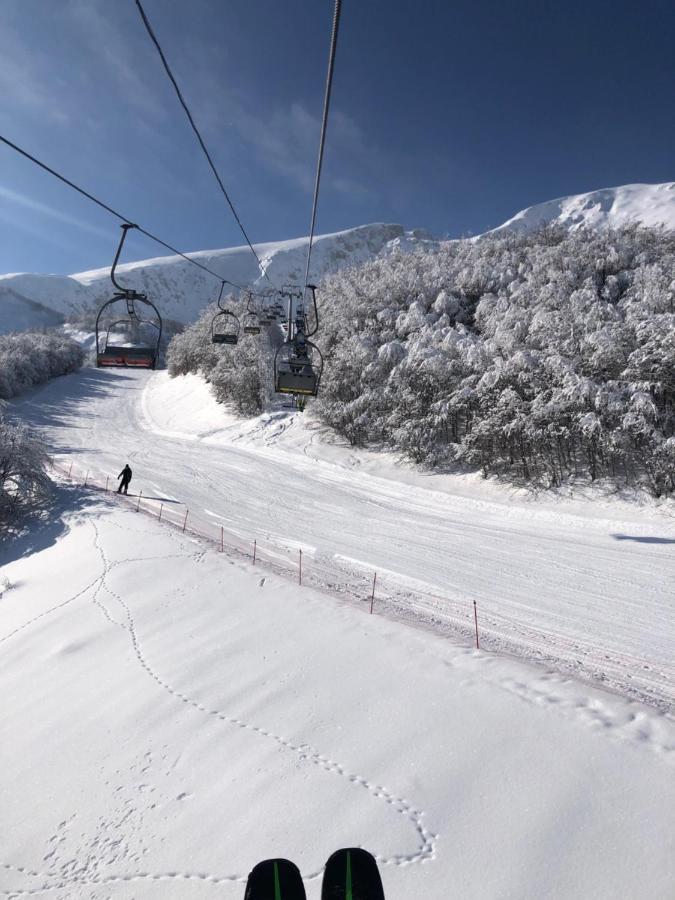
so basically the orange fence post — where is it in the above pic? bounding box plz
[84,470,89,487]
[253,540,257,564]
[182,509,189,532]
[221,526,224,552]
[158,503,163,522]
[370,572,377,614]
[299,549,303,585]
[68,462,73,477]
[473,600,480,650]
[104,476,109,493]
[136,490,143,512]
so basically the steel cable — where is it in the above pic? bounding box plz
[303,0,343,295]
[0,134,245,289]
[134,0,273,286]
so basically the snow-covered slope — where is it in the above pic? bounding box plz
[489,182,675,235]
[0,284,65,334]
[2,488,674,899]
[10,368,675,710]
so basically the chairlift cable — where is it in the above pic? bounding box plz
[0,133,245,289]
[302,0,342,297]
[134,0,273,287]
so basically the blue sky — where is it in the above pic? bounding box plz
[1,0,674,275]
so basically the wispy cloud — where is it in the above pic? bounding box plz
[0,22,71,125]
[0,206,86,257]
[188,62,375,197]
[170,33,375,196]
[0,186,111,238]
[64,0,171,126]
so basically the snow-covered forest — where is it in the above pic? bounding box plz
[167,225,675,495]
[0,331,84,399]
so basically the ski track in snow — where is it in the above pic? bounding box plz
[0,519,435,897]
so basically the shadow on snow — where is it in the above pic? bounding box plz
[611,533,675,545]
[0,483,106,564]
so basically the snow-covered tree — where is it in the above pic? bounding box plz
[0,406,51,526]
[0,331,84,399]
[167,225,675,494]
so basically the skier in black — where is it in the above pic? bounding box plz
[117,464,132,494]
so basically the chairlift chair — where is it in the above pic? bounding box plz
[274,339,324,397]
[212,310,240,344]
[210,279,240,344]
[243,312,261,335]
[95,226,162,369]
[242,293,261,334]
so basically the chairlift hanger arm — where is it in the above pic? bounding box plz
[110,223,139,293]
[304,284,320,337]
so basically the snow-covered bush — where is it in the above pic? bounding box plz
[314,225,675,494]
[0,406,51,526]
[0,331,84,399]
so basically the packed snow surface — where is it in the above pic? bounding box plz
[2,367,675,897]
[9,368,675,716]
[2,487,674,899]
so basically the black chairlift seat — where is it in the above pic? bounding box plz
[274,340,323,397]
[276,361,319,396]
[212,310,240,345]
[212,332,238,345]
[243,313,261,335]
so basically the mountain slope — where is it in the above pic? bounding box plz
[2,182,674,334]
[0,285,65,333]
[0,224,432,329]
[489,182,675,235]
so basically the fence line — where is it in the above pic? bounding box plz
[43,458,525,646]
[46,458,673,703]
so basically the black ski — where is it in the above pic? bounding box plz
[244,858,307,900]
[321,848,385,900]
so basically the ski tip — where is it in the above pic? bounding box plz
[322,848,385,900]
[244,857,307,900]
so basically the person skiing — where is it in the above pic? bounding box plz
[117,464,132,494]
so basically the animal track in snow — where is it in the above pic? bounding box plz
[0,516,437,897]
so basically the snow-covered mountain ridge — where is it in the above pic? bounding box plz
[1,182,674,333]
[489,181,675,235]
[0,223,433,331]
